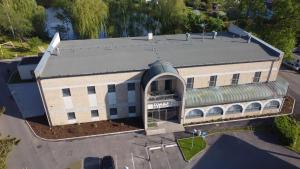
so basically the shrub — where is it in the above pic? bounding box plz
[273,116,298,147]
[27,37,42,49]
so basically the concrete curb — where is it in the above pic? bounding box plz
[184,96,295,128]
[25,120,145,142]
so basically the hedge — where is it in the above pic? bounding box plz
[273,116,298,147]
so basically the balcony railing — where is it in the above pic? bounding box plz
[148,91,180,102]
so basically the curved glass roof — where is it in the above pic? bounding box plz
[141,60,178,89]
[185,78,289,108]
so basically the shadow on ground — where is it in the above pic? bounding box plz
[192,134,300,169]
[83,157,101,169]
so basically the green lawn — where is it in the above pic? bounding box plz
[0,35,48,59]
[177,136,206,161]
[291,123,300,153]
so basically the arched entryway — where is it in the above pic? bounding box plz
[141,61,186,129]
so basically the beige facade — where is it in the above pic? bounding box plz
[39,58,283,127]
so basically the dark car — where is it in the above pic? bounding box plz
[100,156,115,169]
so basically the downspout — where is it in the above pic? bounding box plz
[267,60,275,82]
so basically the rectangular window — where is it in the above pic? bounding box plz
[165,80,172,91]
[151,81,158,92]
[67,112,76,120]
[108,84,116,93]
[110,108,118,116]
[128,106,136,114]
[253,72,261,83]
[62,88,71,97]
[91,110,99,117]
[87,86,96,94]
[231,73,240,85]
[127,83,135,91]
[209,75,217,87]
[187,78,194,89]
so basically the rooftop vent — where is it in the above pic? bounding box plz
[212,31,217,39]
[148,33,153,40]
[247,33,252,43]
[186,33,191,41]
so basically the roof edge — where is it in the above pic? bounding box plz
[228,24,284,58]
[34,32,61,78]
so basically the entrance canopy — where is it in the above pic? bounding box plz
[141,60,179,89]
[185,78,289,108]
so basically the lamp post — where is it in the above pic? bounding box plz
[191,129,197,150]
[200,23,206,42]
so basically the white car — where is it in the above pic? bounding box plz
[283,59,300,71]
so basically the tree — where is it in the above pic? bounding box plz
[0,0,46,39]
[152,0,187,34]
[57,0,108,39]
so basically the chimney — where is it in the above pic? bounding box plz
[247,33,252,43]
[186,33,191,41]
[212,31,217,39]
[148,33,153,40]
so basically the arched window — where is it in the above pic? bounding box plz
[264,100,280,109]
[226,105,243,114]
[207,107,223,116]
[245,102,262,112]
[186,109,204,118]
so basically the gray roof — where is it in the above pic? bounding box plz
[185,78,289,108]
[141,60,178,89]
[40,32,280,78]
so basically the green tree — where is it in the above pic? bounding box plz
[57,0,108,39]
[153,0,187,34]
[0,0,46,39]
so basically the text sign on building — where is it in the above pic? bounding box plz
[148,101,179,109]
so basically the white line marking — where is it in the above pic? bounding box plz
[115,154,118,169]
[163,146,172,169]
[165,144,178,148]
[145,147,152,169]
[131,153,136,169]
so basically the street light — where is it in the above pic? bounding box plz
[200,23,206,41]
[191,129,197,150]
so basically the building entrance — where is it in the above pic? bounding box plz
[148,107,178,123]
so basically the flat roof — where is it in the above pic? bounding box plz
[39,32,280,78]
[19,56,42,65]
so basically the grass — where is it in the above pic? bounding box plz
[291,123,300,153]
[177,136,206,161]
[0,35,48,59]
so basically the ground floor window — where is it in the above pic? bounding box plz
[128,106,136,114]
[110,108,118,116]
[245,102,262,112]
[186,109,204,118]
[264,100,280,109]
[226,105,243,114]
[91,110,99,118]
[206,107,223,116]
[67,112,76,120]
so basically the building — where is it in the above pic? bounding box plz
[30,24,288,135]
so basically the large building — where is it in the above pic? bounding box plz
[29,24,288,134]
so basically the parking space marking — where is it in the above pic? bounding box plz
[162,147,172,169]
[145,147,153,169]
[131,153,135,169]
[115,154,118,169]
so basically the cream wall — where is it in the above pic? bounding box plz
[40,59,282,126]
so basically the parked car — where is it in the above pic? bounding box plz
[100,156,115,169]
[283,59,300,72]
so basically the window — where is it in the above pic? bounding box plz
[253,72,261,83]
[186,109,204,118]
[108,84,116,93]
[110,108,118,116]
[127,83,135,91]
[62,88,71,97]
[187,78,194,89]
[87,86,96,94]
[226,105,243,114]
[264,100,280,109]
[67,112,76,120]
[91,110,99,117]
[165,80,172,91]
[207,107,223,116]
[231,73,240,85]
[209,75,217,87]
[151,81,158,92]
[245,102,262,112]
[128,106,136,114]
